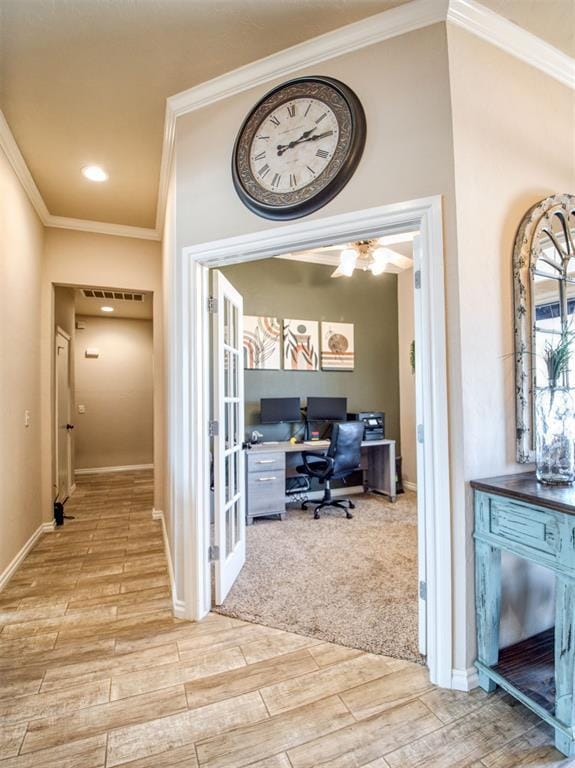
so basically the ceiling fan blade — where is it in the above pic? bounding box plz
[388,252,413,270]
[330,265,348,278]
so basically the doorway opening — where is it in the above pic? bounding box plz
[210,236,421,662]
[178,197,452,687]
[52,284,155,509]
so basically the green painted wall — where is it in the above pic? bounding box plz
[220,258,400,449]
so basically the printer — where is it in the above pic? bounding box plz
[348,411,385,441]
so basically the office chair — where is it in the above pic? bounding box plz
[297,421,364,519]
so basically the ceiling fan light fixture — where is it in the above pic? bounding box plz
[339,247,358,277]
[370,247,394,275]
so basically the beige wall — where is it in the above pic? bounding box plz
[74,316,154,469]
[172,23,468,644]
[448,26,575,660]
[41,229,164,515]
[398,269,417,487]
[0,145,44,577]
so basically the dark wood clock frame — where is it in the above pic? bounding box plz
[231,76,366,221]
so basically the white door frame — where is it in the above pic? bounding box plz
[174,195,453,688]
[54,326,73,500]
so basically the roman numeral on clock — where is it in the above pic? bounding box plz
[316,148,329,159]
[289,173,297,188]
[287,104,296,118]
[271,173,281,188]
[253,151,266,161]
[270,115,280,127]
[315,113,327,124]
[258,163,270,178]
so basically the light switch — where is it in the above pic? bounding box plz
[85,348,99,358]
[24,410,31,427]
[78,404,86,414]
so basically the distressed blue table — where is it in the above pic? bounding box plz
[472,473,575,757]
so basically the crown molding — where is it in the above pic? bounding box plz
[45,214,160,241]
[0,110,50,223]
[447,0,575,90]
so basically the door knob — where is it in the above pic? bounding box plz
[66,423,75,430]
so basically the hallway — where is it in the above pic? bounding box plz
[0,472,563,767]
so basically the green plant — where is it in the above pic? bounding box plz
[543,329,575,388]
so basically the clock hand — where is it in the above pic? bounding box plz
[277,129,334,156]
[276,129,316,156]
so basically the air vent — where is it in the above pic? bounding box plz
[82,289,144,302]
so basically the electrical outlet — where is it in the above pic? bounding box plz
[24,410,31,427]
[78,404,86,414]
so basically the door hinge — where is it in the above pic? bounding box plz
[414,269,421,289]
[417,424,424,444]
[209,545,220,562]
[208,420,219,438]
[207,296,218,314]
[419,580,427,600]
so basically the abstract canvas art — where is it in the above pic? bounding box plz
[321,321,355,370]
[243,316,282,370]
[283,319,319,371]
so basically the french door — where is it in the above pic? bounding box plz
[212,270,246,603]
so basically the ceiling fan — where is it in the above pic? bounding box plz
[330,237,413,278]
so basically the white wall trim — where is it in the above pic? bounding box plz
[75,463,154,476]
[45,215,160,241]
[152,508,185,617]
[175,196,453,688]
[447,0,575,91]
[404,480,418,492]
[0,524,50,591]
[451,665,480,691]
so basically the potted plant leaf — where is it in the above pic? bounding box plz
[535,329,575,484]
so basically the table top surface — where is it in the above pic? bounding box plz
[471,471,575,515]
[247,438,394,454]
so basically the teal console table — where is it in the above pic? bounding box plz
[472,473,575,757]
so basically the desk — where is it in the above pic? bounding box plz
[472,473,575,757]
[246,439,396,525]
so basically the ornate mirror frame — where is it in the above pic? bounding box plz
[514,193,575,463]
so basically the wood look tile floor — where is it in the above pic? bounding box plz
[0,471,567,767]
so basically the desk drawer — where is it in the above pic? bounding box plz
[247,453,284,473]
[488,498,560,556]
[247,470,285,513]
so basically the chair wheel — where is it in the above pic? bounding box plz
[348,501,355,509]
[301,502,308,510]
[346,511,354,519]
[314,511,320,520]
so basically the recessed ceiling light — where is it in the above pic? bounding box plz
[101,306,114,313]
[82,165,108,182]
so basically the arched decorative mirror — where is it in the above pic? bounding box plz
[514,193,575,462]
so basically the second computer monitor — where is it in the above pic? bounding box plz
[306,396,347,422]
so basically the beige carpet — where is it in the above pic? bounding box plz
[216,491,421,663]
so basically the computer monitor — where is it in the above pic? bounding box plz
[260,397,301,424]
[306,397,348,422]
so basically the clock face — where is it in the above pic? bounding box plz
[249,98,340,194]
[232,77,366,220]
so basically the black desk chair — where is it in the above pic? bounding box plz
[297,421,364,519]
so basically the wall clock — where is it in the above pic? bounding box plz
[232,76,366,221]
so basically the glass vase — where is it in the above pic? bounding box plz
[535,386,575,485]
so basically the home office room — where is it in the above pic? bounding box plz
[210,234,422,663]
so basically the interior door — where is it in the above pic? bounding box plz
[413,234,427,656]
[55,328,72,501]
[212,270,246,604]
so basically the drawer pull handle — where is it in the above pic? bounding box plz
[257,477,277,482]
[256,459,275,464]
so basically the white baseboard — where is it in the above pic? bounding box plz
[404,480,417,492]
[451,666,480,691]
[75,464,154,476]
[0,522,52,591]
[152,508,181,616]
